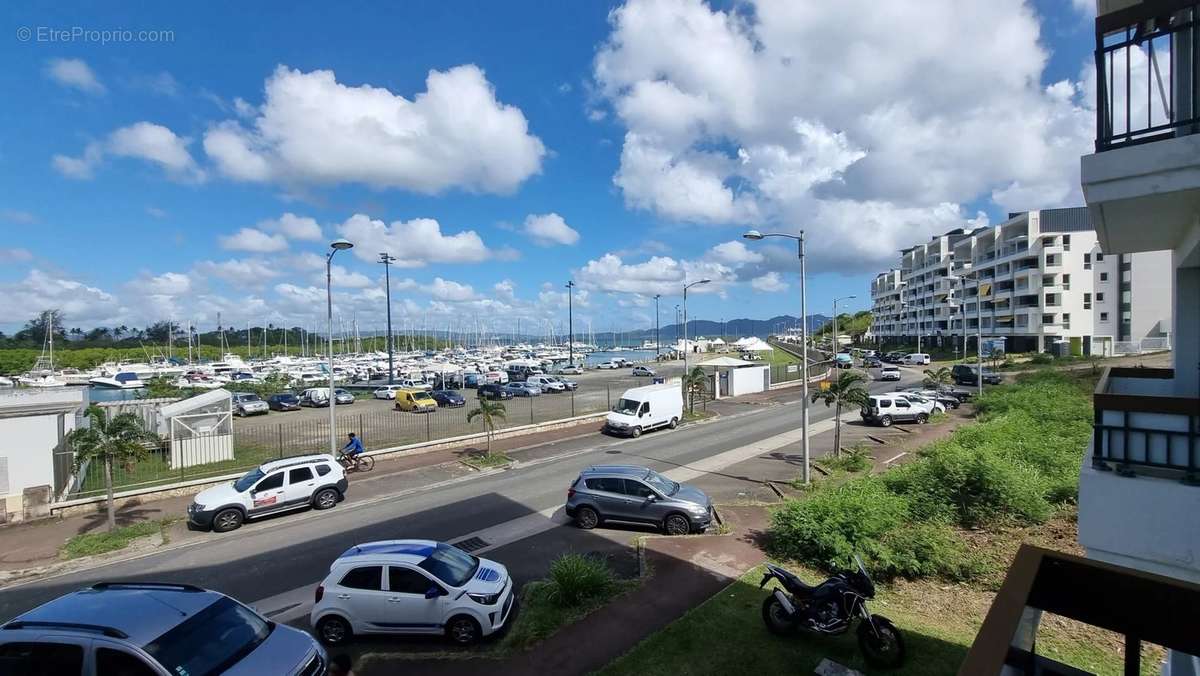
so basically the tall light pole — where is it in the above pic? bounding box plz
[654,294,661,357]
[832,295,857,352]
[327,238,354,455]
[682,279,711,392]
[745,229,812,484]
[379,253,397,385]
[566,280,575,367]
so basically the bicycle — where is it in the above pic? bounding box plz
[337,452,374,473]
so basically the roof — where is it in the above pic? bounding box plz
[698,356,756,367]
[9,584,220,647]
[260,453,335,473]
[159,388,231,418]
[583,465,651,477]
[336,540,437,564]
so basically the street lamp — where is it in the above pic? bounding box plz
[832,295,857,353]
[682,279,711,398]
[654,294,661,357]
[744,229,812,484]
[378,253,397,385]
[566,280,575,367]
[327,238,353,455]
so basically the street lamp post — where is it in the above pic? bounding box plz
[832,295,857,353]
[327,239,354,455]
[745,229,812,484]
[682,279,711,403]
[654,294,661,357]
[566,280,575,367]
[379,253,397,385]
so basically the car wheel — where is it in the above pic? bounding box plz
[664,513,691,536]
[313,488,339,510]
[668,417,679,429]
[631,426,642,438]
[212,508,244,533]
[879,415,892,427]
[446,615,481,645]
[317,616,352,646]
[575,505,600,530]
[916,413,929,424]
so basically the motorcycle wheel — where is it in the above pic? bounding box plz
[857,615,906,669]
[760,595,796,636]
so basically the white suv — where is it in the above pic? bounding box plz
[311,540,514,647]
[188,454,348,533]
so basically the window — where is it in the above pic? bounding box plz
[418,543,479,587]
[1062,313,1070,323]
[638,402,650,416]
[1122,290,1132,304]
[389,566,435,594]
[1122,311,1132,323]
[585,477,623,493]
[288,467,313,484]
[316,464,332,477]
[254,472,284,492]
[0,642,84,675]
[144,597,269,676]
[1095,252,1104,261]
[1100,312,1109,321]
[1083,293,1091,310]
[1096,293,1105,302]
[1063,234,1071,250]
[894,400,911,409]
[96,648,156,676]
[1083,253,1091,270]
[1100,272,1109,282]
[339,566,383,591]
[622,479,655,499]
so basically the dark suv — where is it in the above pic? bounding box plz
[478,383,514,400]
[951,364,1002,385]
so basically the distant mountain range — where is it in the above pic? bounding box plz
[586,314,830,346]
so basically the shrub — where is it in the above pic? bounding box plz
[1029,352,1054,365]
[768,479,909,571]
[826,444,872,473]
[542,553,614,605]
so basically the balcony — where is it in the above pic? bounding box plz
[1080,367,1200,583]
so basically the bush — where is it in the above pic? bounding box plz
[826,444,872,473]
[1029,352,1054,365]
[543,553,614,605]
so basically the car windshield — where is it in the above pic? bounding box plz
[144,596,272,676]
[233,468,265,492]
[644,470,679,496]
[276,394,298,403]
[418,542,480,587]
[241,394,261,402]
[613,398,640,416]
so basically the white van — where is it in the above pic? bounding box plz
[299,387,330,407]
[605,383,683,438]
[901,353,931,365]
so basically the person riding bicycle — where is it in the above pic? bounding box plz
[341,433,364,464]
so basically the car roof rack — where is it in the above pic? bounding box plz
[91,581,205,592]
[2,621,129,639]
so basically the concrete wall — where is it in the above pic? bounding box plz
[729,366,769,396]
[1129,250,1174,341]
[1175,259,1200,397]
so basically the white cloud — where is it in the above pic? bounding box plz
[219,227,289,253]
[194,258,280,286]
[337,214,491,267]
[0,248,33,262]
[574,253,734,296]
[54,122,204,182]
[260,212,322,241]
[328,266,372,288]
[203,64,545,194]
[1,270,124,328]
[425,277,478,301]
[594,0,1094,270]
[131,271,192,296]
[750,271,788,292]
[493,279,516,302]
[52,142,102,179]
[523,212,580,246]
[45,58,105,94]
[708,240,763,265]
[145,206,168,218]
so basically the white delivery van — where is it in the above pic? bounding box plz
[901,353,931,365]
[604,383,684,438]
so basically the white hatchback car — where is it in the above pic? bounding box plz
[373,384,404,399]
[188,454,347,532]
[311,540,515,647]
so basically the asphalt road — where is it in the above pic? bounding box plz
[0,365,922,628]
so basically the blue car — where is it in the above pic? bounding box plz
[431,389,466,407]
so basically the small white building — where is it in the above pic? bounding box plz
[0,387,85,523]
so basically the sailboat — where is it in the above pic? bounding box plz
[19,314,66,388]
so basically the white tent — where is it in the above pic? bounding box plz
[737,337,774,352]
[698,356,756,368]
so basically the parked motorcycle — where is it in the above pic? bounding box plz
[760,557,906,669]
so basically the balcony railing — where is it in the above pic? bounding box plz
[1096,1,1200,151]
[1093,367,1200,480]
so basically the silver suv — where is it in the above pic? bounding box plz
[565,465,714,536]
[0,582,326,675]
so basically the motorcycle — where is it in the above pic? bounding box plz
[759,556,906,669]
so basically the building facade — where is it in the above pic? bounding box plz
[869,207,1172,355]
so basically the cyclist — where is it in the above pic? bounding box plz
[340,432,365,469]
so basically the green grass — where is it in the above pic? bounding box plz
[500,577,639,654]
[60,520,165,559]
[460,452,513,470]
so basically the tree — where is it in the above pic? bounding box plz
[14,310,67,344]
[811,370,870,458]
[466,398,507,456]
[682,366,709,414]
[65,405,159,531]
[923,366,953,388]
[144,321,174,343]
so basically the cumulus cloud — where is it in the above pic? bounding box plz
[750,271,788,292]
[259,212,322,241]
[494,279,516,303]
[574,253,733,296]
[708,240,763,265]
[0,248,33,263]
[53,122,204,182]
[523,212,580,246]
[594,0,1094,270]
[130,271,192,296]
[1,270,124,328]
[425,277,478,301]
[337,214,491,267]
[45,58,105,94]
[194,258,280,286]
[219,227,289,253]
[203,64,546,194]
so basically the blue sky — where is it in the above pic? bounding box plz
[0,1,1097,336]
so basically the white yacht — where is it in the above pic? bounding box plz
[89,372,146,389]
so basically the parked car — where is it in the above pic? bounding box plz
[862,355,882,368]
[554,364,583,375]
[951,364,1003,385]
[901,353,931,366]
[299,388,331,407]
[604,383,683,438]
[267,392,301,411]
[930,385,973,402]
[878,365,902,381]
[835,353,853,369]
[310,540,515,647]
[430,389,466,407]
[596,361,621,370]
[882,351,906,364]
[860,393,930,427]
[525,374,566,393]
[566,465,714,535]
[188,454,347,532]
[333,388,356,405]
[394,389,438,413]
[894,392,944,414]
[462,371,482,388]
[232,392,269,417]
[506,365,542,382]
[0,581,326,674]
[549,375,578,391]
[477,383,514,400]
[374,385,404,400]
[900,388,959,410]
[631,365,656,377]
[503,382,542,397]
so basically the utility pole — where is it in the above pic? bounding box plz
[379,253,397,384]
[654,294,661,357]
[566,280,575,367]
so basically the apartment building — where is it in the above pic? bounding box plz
[869,207,1172,356]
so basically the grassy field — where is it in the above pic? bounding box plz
[60,520,168,559]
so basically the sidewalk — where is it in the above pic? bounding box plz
[0,419,604,574]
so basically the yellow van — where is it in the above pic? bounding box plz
[393,388,437,413]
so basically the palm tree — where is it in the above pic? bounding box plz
[811,371,870,458]
[65,405,159,531]
[467,398,507,456]
[682,366,709,414]
[922,366,952,388]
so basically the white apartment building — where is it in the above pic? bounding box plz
[870,207,1173,356]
